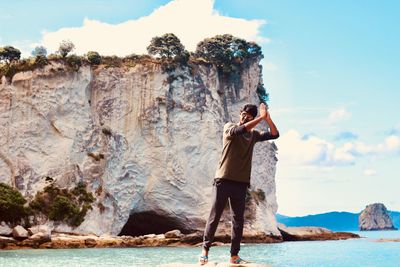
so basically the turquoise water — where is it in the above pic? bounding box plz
[0,231,399,267]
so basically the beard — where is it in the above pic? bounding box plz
[239,118,252,125]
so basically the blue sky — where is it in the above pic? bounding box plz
[1,0,399,216]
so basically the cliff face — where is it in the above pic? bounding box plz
[0,59,279,236]
[359,203,397,231]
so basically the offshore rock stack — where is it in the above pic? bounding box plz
[359,203,397,231]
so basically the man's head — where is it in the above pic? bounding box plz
[239,104,257,125]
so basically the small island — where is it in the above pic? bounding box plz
[359,203,397,231]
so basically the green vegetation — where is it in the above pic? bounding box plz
[31,46,47,57]
[256,83,270,105]
[33,55,49,68]
[47,53,63,60]
[0,35,264,75]
[246,188,266,205]
[0,56,49,81]
[0,46,21,63]
[0,183,30,224]
[57,40,75,58]
[147,33,188,61]
[194,34,263,74]
[86,51,101,65]
[65,54,82,70]
[0,35,269,102]
[101,55,123,67]
[147,33,190,73]
[254,188,266,201]
[0,64,18,81]
[0,35,263,74]
[30,181,94,227]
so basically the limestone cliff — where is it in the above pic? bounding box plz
[359,203,397,231]
[0,58,279,237]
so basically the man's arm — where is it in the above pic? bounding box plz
[227,104,266,137]
[264,111,279,138]
[243,103,269,132]
[227,103,279,138]
[256,105,279,141]
[243,116,264,132]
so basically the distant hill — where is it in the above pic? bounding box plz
[389,211,400,228]
[276,211,400,231]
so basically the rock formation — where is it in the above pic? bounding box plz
[277,223,359,241]
[0,222,12,236]
[359,203,397,231]
[12,225,29,240]
[0,58,279,237]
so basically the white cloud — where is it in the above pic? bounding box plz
[36,0,267,57]
[338,135,400,158]
[276,129,400,168]
[329,107,351,122]
[383,135,400,152]
[276,129,355,167]
[363,169,377,176]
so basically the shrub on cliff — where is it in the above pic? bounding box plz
[31,46,47,57]
[30,182,94,227]
[72,181,95,203]
[0,56,50,81]
[65,54,82,70]
[47,53,63,60]
[33,55,49,68]
[0,46,21,63]
[147,33,188,60]
[0,63,18,80]
[256,83,269,104]
[0,183,29,224]
[194,34,263,74]
[101,55,123,67]
[57,40,75,58]
[49,195,80,221]
[86,51,101,65]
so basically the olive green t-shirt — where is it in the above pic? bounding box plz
[214,122,276,184]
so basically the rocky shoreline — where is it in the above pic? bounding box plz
[0,224,359,250]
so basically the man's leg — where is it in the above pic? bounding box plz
[229,183,247,257]
[203,181,229,252]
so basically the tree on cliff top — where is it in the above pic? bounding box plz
[194,34,263,73]
[57,40,75,58]
[86,51,101,65]
[0,46,21,63]
[147,33,189,62]
[31,46,47,57]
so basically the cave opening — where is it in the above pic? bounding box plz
[119,211,190,236]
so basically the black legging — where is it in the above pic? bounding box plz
[203,179,247,256]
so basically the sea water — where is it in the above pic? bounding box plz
[0,231,399,267]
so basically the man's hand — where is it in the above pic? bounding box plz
[259,103,268,119]
[242,103,278,136]
[260,103,279,137]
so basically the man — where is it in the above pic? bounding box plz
[199,103,279,265]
